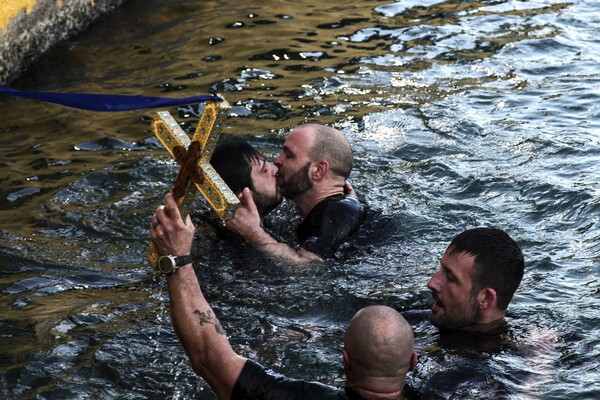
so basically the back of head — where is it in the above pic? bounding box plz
[344,306,414,392]
[449,227,524,310]
[210,141,263,194]
[303,124,353,179]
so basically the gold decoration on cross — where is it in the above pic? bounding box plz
[147,97,239,268]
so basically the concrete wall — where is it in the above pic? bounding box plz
[0,0,126,85]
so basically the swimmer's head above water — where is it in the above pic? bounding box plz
[427,227,524,332]
[210,141,282,217]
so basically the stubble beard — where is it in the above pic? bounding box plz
[431,292,481,330]
[253,191,283,217]
[279,162,313,200]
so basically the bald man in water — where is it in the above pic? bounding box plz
[343,306,418,399]
[151,192,417,400]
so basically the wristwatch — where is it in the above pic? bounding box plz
[158,255,193,275]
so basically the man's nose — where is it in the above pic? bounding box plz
[274,153,283,166]
[427,270,441,291]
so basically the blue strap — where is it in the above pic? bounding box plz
[0,85,222,111]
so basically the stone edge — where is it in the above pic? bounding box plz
[0,0,126,85]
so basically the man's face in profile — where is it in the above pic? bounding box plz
[427,248,481,330]
[274,127,315,200]
[249,158,282,216]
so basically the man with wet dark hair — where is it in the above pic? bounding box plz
[427,227,525,332]
[150,193,417,400]
[210,141,282,218]
[225,124,366,264]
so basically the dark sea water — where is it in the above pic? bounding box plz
[1,0,598,399]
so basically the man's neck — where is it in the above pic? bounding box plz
[352,385,405,400]
[347,375,407,400]
[292,185,344,216]
[447,317,507,334]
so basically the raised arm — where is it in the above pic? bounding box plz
[151,193,246,400]
[224,188,323,264]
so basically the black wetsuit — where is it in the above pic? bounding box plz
[232,360,367,400]
[297,194,365,259]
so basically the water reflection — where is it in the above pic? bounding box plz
[1,0,599,399]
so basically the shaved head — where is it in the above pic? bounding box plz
[302,123,353,179]
[344,306,415,394]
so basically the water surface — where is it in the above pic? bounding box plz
[1,0,598,399]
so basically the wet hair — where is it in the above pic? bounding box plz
[305,124,353,179]
[209,141,263,194]
[449,227,524,311]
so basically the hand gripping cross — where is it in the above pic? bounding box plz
[147,98,239,268]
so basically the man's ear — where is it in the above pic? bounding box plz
[409,352,418,371]
[343,349,351,373]
[312,160,329,181]
[478,287,497,310]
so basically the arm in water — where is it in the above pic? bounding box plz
[224,188,323,264]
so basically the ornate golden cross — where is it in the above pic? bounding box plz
[147,98,239,268]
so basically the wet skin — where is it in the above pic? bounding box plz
[274,127,315,198]
[427,249,481,330]
[249,158,281,215]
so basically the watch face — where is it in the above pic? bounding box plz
[158,256,175,274]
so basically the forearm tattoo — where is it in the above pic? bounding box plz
[193,309,225,335]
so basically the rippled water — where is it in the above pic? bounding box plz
[1,0,599,398]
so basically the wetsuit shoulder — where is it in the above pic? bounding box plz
[297,194,366,259]
[232,360,351,399]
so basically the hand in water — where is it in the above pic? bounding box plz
[344,180,357,198]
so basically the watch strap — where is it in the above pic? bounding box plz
[174,255,193,267]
